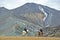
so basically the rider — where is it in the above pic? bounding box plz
[38,29,43,37]
[22,27,29,36]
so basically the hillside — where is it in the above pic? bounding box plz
[0,3,60,37]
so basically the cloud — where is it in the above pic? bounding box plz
[45,0,60,10]
[0,0,49,9]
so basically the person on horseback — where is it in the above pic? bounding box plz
[38,29,43,37]
[22,27,29,36]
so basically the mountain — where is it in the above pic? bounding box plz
[11,3,45,27]
[0,7,10,27]
[0,3,60,36]
[11,3,60,27]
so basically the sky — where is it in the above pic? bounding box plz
[0,0,60,10]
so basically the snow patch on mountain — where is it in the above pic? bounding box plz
[39,6,48,21]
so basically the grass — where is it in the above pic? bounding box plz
[0,37,60,40]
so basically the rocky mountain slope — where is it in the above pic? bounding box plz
[0,3,60,36]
